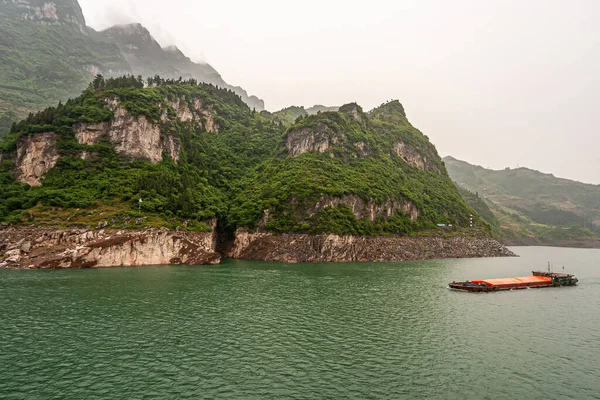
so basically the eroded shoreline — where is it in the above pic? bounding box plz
[0,226,515,269]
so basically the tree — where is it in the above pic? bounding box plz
[90,74,105,92]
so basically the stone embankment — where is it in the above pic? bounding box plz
[227,229,516,263]
[0,227,220,269]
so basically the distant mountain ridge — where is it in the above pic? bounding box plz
[0,0,264,135]
[95,23,264,111]
[1,0,87,32]
[444,156,600,247]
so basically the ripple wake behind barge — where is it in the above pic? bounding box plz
[449,271,578,292]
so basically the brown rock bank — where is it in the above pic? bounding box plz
[1,226,515,269]
[0,227,220,269]
[226,229,516,263]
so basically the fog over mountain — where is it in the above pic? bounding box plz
[78,0,600,183]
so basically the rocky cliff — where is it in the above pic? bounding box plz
[15,131,59,186]
[0,227,220,269]
[0,225,513,269]
[226,229,515,263]
[14,92,223,185]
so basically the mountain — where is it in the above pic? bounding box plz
[0,0,264,135]
[0,83,511,265]
[1,0,87,32]
[94,23,265,111]
[0,0,131,125]
[444,156,600,247]
[229,101,477,236]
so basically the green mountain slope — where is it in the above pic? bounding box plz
[0,78,279,229]
[0,83,485,238]
[229,102,481,235]
[444,156,600,246]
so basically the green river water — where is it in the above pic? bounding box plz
[1,246,599,399]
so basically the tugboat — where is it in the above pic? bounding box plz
[449,263,578,292]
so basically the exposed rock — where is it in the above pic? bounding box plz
[286,125,345,157]
[107,99,165,163]
[291,195,419,222]
[83,64,102,77]
[339,103,363,122]
[15,132,60,186]
[20,241,31,254]
[168,98,219,132]
[227,229,515,263]
[4,249,21,263]
[0,227,220,269]
[354,142,366,152]
[0,225,515,268]
[74,121,107,145]
[395,141,425,170]
[74,98,182,163]
[394,141,440,173]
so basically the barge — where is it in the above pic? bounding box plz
[449,271,578,292]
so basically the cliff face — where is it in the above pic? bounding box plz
[15,132,59,186]
[74,98,180,164]
[286,126,345,157]
[395,141,439,172]
[267,195,420,226]
[15,93,224,185]
[227,229,515,263]
[0,227,220,269]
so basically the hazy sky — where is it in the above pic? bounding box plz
[78,0,600,184]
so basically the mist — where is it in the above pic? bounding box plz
[79,0,600,184]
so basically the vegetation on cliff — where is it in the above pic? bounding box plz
[0,78,485,237]
[229,102,478,235]
[0,77,280,230]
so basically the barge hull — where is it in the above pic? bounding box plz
[449,272,578,292]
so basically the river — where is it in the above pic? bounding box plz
[1,246,599,399]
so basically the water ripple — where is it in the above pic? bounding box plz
[1,247,600,399]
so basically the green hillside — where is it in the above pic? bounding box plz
[0,78,279,230]
[0,82,484,237]
[229,102,480,235]
[445,156,600,246]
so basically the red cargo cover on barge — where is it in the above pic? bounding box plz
[471,275,553,289]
